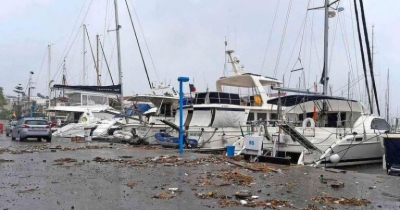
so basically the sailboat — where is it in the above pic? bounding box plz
[237,0,390,167]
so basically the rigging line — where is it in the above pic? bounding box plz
[338,14,355,80]
[359,0,380,115]
[328,7,340,71]
[100,41,115,85]
[283,14,307,76]
[259,0,280,75]
[273,0,293,78]
[348,0,362,101]
[51,0,87,82]
[125,0,152,89]
[34,48,48,84]
[53,0,94,82]
[353,0,372,113]
[85,26,101,85]
[101,0,110,71]
[332,74,364,94]
[307,0,316,88]
[130,0,160,82]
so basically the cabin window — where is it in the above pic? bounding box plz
[257,113,267,121]
[371,118,390,131]
[82,95,88,105]
[270,113,278,120]
[247,112,255,124]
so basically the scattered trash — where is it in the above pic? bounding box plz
[240,200,247,205]
[218,171,254,186]
[54,158,77,163]
[325,168,347,174]
[126,182,135,188]
[251,195,259,199]
[0,159,14,163]
[168,188,178,191]
[17,188,38,193]
[312,196,371,206]
[235,190,252,199]
[331,182,345,189]
[265,198,292,209]
[118,156,133,159]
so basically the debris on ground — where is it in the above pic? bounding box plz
[218,199,268,208]
[151,191,178,199]
[0,159,14,163]
[54,158,77,163]
[126,181,135,188]
[235,190,252,199]
[118,156,133,159]
[265,198,293,209]
[195,192,229,199]
[330,182,345,189]
[312,196,371,206]
[17,188,38,193]
[217,171,254,186]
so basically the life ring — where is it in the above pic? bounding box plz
[302,118,315,130]
[81,117,87,122]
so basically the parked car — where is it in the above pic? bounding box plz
[11,118,52,142]
[5,121,18,137]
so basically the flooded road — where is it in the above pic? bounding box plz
[0,131,399,210]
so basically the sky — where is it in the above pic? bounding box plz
[0,0,398,117]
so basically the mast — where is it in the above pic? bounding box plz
[83,24,86,85]
[359,0,380,115]
[387,69,390,122]
[322,0,329,96]
[96,34,101,85]
[47,44,51,108]
[114,0,124,112]
[347,71,350,98]
[353,0,372,113]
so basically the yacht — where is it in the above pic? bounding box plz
[159,50,282,150]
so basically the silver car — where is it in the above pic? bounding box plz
[11,118,52,142]
[5,121,18,137]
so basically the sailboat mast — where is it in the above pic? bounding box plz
[47,44,51,108]
[387,69,390,122]
[322,0,329,96]
[114,0,124,112]
[83,24,86,85]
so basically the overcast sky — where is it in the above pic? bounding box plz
[0,0,398,117]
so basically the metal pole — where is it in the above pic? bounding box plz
[323,0,329,96]
[348,71,350,98]
[114,0,124,112]
[83,24,86,85]
[96,34,101,85]
[48,44,51,108]
[178,77,189,154]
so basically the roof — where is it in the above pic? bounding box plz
[267,94,357,107]
[216,74,281,88]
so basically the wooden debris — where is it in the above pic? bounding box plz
[312,196,371,206]
[126,181,135,188]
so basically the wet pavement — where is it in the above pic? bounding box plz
[0,131,400,210]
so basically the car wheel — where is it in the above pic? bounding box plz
[18,133,25,141]
[37,137,42,142]
[11,133,16,140]
[6,133,9,137]
[46,137,52,142]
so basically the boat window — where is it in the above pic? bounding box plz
[371,118,390,130]
[165,103,172,117]
[82,95,88,106]
[257,113,267,121]
[270,113,278,120]
[194,93,207,104]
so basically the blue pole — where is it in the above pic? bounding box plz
[178,77,189,154]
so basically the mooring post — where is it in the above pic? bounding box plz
[177,77,189,154]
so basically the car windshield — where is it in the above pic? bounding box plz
[25,120,48,125]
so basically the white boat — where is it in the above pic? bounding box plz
[48,91,123,138]
[168,50,282,150]
[123,84,180,144]
[261,95,389,167]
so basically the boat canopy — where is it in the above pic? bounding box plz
[216,73,281,89]
[267,95,357,106]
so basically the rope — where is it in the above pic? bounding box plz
[273,0,293,78]
[260,0,280,75]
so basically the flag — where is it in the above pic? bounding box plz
[189,84,196,92]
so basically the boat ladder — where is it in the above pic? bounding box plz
[277,123,321,153]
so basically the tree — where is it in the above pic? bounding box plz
[0,87,6,108]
